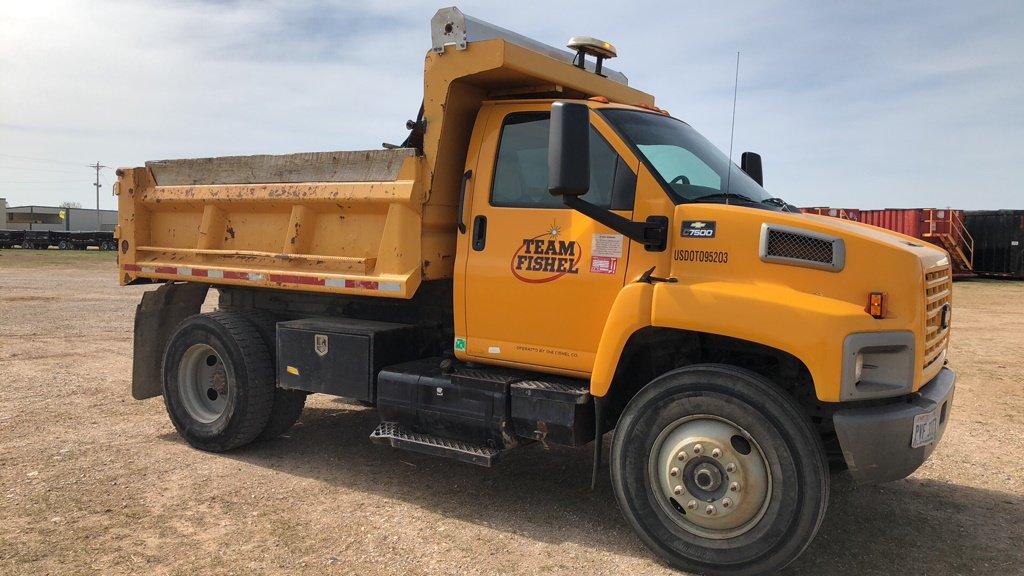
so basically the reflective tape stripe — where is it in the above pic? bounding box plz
[268,274,326,286]
[122,265,395,293]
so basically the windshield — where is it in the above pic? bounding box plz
[601,108,773,205]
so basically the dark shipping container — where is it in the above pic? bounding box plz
[0,229,24,248]
[964,210,1024,279]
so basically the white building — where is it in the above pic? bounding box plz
[1,198,117,232]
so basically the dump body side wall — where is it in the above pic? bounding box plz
[117,152,435,298]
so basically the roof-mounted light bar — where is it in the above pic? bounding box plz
[567,36,616,76]
[430,7,629,85]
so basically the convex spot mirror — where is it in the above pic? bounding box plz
[741,151,763,187]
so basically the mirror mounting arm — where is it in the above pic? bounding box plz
[563,195,668,252]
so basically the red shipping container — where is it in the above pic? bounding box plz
[799,207,974,276]
[857,209,973,275]
[800,207,861,221]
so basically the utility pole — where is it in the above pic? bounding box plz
[90,162,107,231]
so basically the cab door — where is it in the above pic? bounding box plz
[457,103,639,375]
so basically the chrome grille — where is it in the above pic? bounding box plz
[759,224,845,272]
[766,229,834,264]
[923,266,952,368]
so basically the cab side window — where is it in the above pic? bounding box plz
[490,112,635,210]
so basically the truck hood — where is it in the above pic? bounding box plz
[796,212,950,270]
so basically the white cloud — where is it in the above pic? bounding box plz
[1,0,1022,209]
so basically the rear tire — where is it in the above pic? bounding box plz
[610,364,828,576]
[228,308,307,440]
[162,311,276,451]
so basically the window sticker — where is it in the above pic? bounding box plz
[590,256,618,274]
[591,233,624,258]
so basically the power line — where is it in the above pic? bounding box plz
[0,163,89,175]
[0,152,84,167]
[0,180,86,184]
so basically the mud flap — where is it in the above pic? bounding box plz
[131,282,210,400]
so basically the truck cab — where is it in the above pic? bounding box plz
[115,7,955,575]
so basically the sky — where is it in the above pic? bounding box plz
[1,0,1022,211]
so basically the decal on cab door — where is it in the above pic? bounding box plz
[511,223,581,283]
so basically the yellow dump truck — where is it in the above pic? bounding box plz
[115,8,956,575]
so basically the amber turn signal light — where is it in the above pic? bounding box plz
[867,292,887,319]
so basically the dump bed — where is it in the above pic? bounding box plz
[115,148,448,298]
[116,8,655,299]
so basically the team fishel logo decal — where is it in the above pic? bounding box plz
[511,224,580,283]
[681,220,717,238]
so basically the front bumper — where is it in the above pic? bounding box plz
[833,367,956,484]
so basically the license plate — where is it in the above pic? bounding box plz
[911,410,940,448]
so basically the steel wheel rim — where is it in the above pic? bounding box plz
[178,343,229,423]
[648,414,772,540]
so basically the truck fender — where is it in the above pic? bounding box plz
[592,281,864,402]
[649,281,864,402]
[131,282,210,400]
[590,282,654,397]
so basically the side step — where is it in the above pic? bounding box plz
[370,421,501,467]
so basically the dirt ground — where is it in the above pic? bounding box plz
[1,249,1022,576]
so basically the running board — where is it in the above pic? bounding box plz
[370,421,501,467]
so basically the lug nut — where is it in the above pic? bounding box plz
[705,505,716,516]
[726,463,737,473]
[673,485,683,496]
[670,467,680,477]
[676,450,687,461]
[711,448,722,459]
[693,444,703,455]
[686,500,698,510]
[729,482,739,492]
[722,498,733,509]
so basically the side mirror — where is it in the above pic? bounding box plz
[548,102,590,196]
[741,152,763,187]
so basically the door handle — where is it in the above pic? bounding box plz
[472,215,487,251]
[457,170,472,234]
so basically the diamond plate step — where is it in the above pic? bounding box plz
[370,421,501,467]
[511,378,590,404]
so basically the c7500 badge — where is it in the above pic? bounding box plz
[681,220,716,238]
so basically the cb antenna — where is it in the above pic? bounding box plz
[724,51,740,202]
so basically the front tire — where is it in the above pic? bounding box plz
[610,364,828,576]
[162,311,276,452]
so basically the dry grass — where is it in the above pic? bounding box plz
[1,250,1022,575]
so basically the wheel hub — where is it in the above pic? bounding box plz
[650,415,771,539]
[178,344,229,423]
[693,463,721,491]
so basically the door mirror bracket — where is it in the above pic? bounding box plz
[563,195,668,252]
